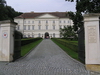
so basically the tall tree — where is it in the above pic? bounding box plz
[66,0,100,31]
[0,0,22,21]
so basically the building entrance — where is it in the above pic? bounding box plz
[45,32,49,39]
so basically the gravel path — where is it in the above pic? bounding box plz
[0,39,99,75]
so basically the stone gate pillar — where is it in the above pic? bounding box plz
[84,13,100,72]
[0,20,17,62]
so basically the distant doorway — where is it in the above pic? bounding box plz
[45,32,49,39]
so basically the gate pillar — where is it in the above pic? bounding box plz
[0,20,17,62]
[84,13,100,72]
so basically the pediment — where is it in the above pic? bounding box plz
[35,14,58,19]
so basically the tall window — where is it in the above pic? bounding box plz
[59,21,61,23]
[32,35,34,38]
[32,26,34,30]
[46,21,48,24]
[24,25,26,30]
[59,25,62,29]
[18,21,20,24]
[64,20,66,23]
[38,33,41,37]
[28,35,30,37]
[46,25,48,30]
[53,21,55,24]
[32,21,34,24]
[39,21,41,24]
[28,26,30,30]
[53,25,55,30]
[17,26,20,30]
[24,21,26,24]
[53,33,55,37]
[38,25,41,30]
[23,35,26,37]
[28,21,30,24]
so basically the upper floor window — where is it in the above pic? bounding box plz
[28,21,30,24]
[59,21,61,23]
[39,21,41,24]
[46,21,48,24]
[53,21,55,24]
[24,25,26,30]
[64,21,66,23]
[32,26,34,30]
[53,25,55,30]
[18,21,20,23]
[32,21,34,24]
[24,21,26,24]
[46,25,48,30]
[28,26,30,30]
[59,25,62,29]
[38,25,41,30]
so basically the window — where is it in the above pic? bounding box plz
[28,35,30,37]
[18,21,20,23]
[39,21,41,24]
[28,21,30,24]
[24,26,26,30]
[23,35,26,37]
[24,21,26,24]
[59,21,61,23]
[32,21,34,24]
[32,26,34,30]
[38,33,41,37]
[53,21,55,24]
[53,33,55,37]
[38,25,41,30]
[28,26,30,30]
[32,35,34,38]
[64,21,66,23]
[17,26,20,30]
[53,25,55,30]
[59,25,62,29]
[46,21,48,24]
[46,25,48,30]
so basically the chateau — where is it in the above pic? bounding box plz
[14,12,73,38]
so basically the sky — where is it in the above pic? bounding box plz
[6,0,76,13]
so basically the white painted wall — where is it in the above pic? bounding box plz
[14,14,73,38]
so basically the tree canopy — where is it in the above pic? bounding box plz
[65,0,100,32]
[0,0,22,21]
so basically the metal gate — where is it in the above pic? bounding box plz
[13,30,22,61]
[78,26,85,63]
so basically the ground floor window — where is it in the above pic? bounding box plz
[38,33,41,37]
[53,33,55,37]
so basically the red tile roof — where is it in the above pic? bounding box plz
[15,12,69,19]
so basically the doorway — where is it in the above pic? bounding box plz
[45,32,49,39]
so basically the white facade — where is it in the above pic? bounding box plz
[14,13,73,38]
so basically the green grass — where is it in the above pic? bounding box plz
[21,39,42,56]
[52,39,79,61]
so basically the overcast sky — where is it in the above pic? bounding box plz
[6,0,76,13]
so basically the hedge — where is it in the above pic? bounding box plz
[52,38,78,52]
[21,38,42,46]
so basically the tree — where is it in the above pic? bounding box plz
[65,0,100,31]
[0,0,23,21]
[60,25,77,40]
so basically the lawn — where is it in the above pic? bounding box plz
[21,39,42,56]
[52,39,79,61]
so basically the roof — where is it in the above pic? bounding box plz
[15,12,69,19]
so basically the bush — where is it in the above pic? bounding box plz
[52,38,78,52]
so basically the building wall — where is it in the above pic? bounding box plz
[14,17,73,38]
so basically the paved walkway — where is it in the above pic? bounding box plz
[0,39,99,75]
